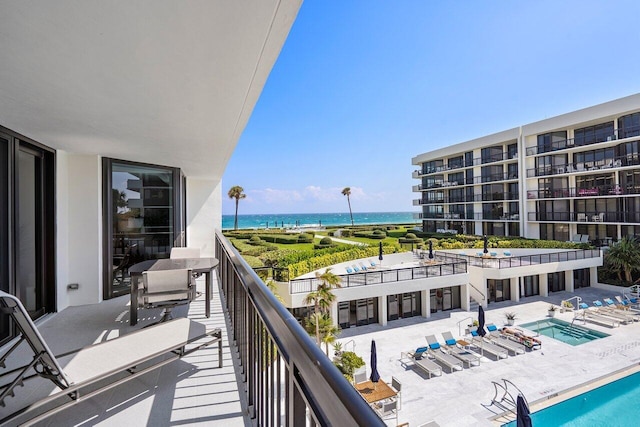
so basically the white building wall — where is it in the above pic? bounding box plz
[187,179,222,258]
[55,151,70,311]
[64,154,103,306]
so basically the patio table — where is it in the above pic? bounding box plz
[355,380,397,405]
[128,257,219,326]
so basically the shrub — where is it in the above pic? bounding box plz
[320,237,332,245]
[297,233,313,243]
[333,351,365,382]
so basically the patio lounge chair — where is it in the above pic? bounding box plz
[575,303,620,327]
[0,290,223,425]
[603,298,640,320]
[400,347,442,378]
[468,330,508,359]
[424,335,464,373]
[591,300,635,323]
[615,296,640,313]
[439,332,481,367]
[501,327,542,350]
[485,324,525,355]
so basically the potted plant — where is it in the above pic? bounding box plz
[548,305,557,318]
[504,312,517,326]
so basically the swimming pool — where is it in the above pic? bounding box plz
[503,371,640,426]
[519,318,609,346]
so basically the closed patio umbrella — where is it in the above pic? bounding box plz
[428,240,434,259]
[370,340,380,389]
[516,394,532,427]
[477,305,486,337]
[483,235,489,254]
[378,241,384,265]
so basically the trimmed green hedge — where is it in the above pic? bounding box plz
[287,245,398,278]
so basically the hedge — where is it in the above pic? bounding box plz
[287,245,398,278]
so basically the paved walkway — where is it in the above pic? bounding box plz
[338,287,640,426]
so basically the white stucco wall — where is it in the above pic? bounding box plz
[55,151,70,310]
[187,178,222,257]
[64,154,103,306]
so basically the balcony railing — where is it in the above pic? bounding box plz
[525,185,638,199]
[415,152,518,176]
[448,249,601,269]
[215,231,384,427]
[414,192,520,205]
[415,212,520,221]
[288,259,468,294]
[527,211,640,223]
[525,126,640,156]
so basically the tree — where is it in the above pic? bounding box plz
[227,186,246,230]
[303,268,341,346]
[341,187,354,226]
[605,236,640,283]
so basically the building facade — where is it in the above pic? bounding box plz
[412,93,640,245]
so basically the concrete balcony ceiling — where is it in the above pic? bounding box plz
[0,0,301,179]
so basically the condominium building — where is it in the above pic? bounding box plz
[412,93,640,245]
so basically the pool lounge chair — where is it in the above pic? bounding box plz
[352,265,360,272]
[440,332,481,367]
[591,300,634,324]
[501,327,542,350]
[485,324,525,355]
[0,290,223,425]
[424,335,464,373]
[469,330,508,360]
[603,298,640,320]
[358,262,368,271]
[615,296,640,313]
[400,347,443,379]
[346,266,354,274]
[575,303,620,328]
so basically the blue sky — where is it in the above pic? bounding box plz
[222,0,640,215]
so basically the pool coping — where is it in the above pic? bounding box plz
[490,362,640,425]
[519,318,611,344]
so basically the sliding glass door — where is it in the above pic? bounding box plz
[103,159,184,299]
[0,129,56,345]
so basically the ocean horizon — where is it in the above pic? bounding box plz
[221,211,418,230]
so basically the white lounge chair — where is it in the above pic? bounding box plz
[0,290,222,425]
[575,303,620,328]
[424,335,464,373]
[603,298,640,319]
[591,300,635,323]
[468,330,508,359]
[439,332,481,367]
[400,348,443,378]
[485,324,525,355]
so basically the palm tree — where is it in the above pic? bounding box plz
[227,186,246,230]
[341,187,354,226]
[605,236,640,283]
[303,268,341,345]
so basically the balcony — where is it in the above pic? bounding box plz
[2,231,383,426]
[526,125,640,156]
[527,211,640,223]
[416,152,518,177]
[525,184,632,199]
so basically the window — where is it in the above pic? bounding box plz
[448,155,463,169]
[537,131,568,153]
[520,275,540,297]
[465,151,474,167]
[481,164,503,182]
[574,121,614,146]
[103,159,184,299]
[618,112,640,139]
[548,272,566,293]
[481,146,504,164]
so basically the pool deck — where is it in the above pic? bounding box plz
[338,286,640,427]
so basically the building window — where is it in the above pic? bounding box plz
[488,279,510,302]
[574,121,614,146]
[520,275,540,297]
[537,131,568,154]
[548,272,566,293]
[618,112,640,139]
[103,158,184,299]
[430,287,461,312]
[481,146,504,164]
[465,151,474,167]
[387,292,421,321]
[574,268,591,289]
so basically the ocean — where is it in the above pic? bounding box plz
[221,211,418,230]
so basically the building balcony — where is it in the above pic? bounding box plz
[525,126,640,156]
[2,232,383,426]
[525,185,632,199]
[527,211,640,223]
[414,192,520,205]
[415,152,518,176]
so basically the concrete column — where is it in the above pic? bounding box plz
[186,178,222,257]
[590,267,598,287]
[540,273,549,297]
[460,283,470,311]
[378,295,387,326]
[510,277,520,302]
[565,270,575,292]
[422,290,431,318]
[331,302,339,328]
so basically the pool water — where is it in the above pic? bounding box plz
[503,371,640,426]
[519,318,609,346]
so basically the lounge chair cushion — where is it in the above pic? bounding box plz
[428,342,440,350]
[579,303,589,309]
[487,324,498,332]
[445,338,457,346]
[470,330,478,337]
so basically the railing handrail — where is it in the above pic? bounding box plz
[443,249,601,269]
[215,230,384,426]
[288,259,468,294]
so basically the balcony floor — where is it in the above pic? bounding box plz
[1,277,249,427]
